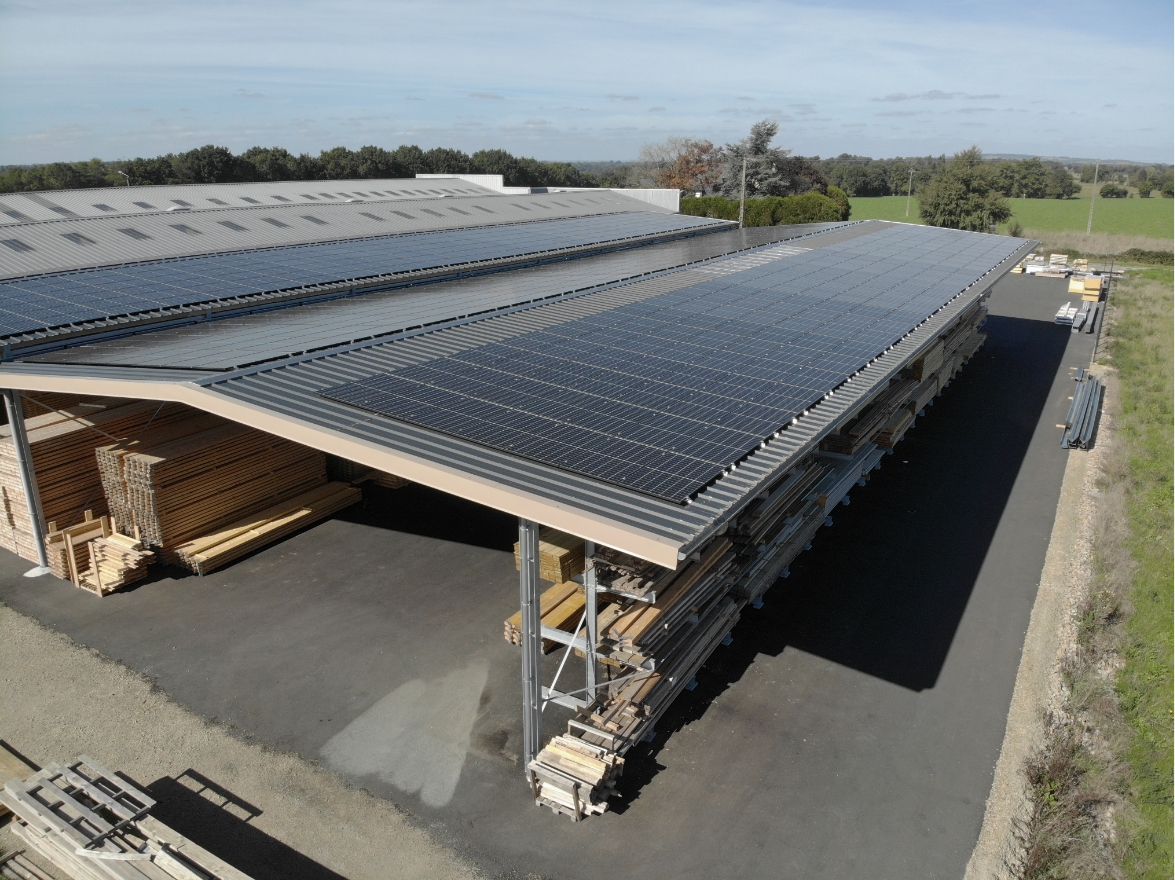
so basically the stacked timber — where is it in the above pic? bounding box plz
[44,512,111,583]
[529,734,624,820]
[822,377,919,455]
[876,407,915,448]
[120,422,327,556]
[504,579,590,650]
[1,754,256,879]
[172,482,361,575]
[0,399,189,564]
[79,534,155,596]
[513,526,585,583]
[96,411,226,533]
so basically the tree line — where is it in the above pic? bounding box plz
[0,144,599,193]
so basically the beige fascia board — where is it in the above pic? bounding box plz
[0,370,685,568]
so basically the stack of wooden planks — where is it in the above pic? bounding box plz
[504,579,590,650]
[80,533,155,596]
[172,482,360,575]
[513,526,585,583]
[44,511,111,583]
[116,420,328,557]
[529,734,624,820]
[1,753,256,879]
[0,399,189,564]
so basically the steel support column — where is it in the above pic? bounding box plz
[583,540,598,699]
[2,389,50,574]
[518,518,543,775]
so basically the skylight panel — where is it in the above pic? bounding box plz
[419,208,444,217]
[0,238,33,252]
[271,195,292,202]
[132,201,156,210]
[218,220,247,232]
[260,217,290,228]
[170,224,202,235]
[240,197,261,204]
[301,194,319,200]
[301,215,328,225]
[61,232,96,245]
[359,212,385,221]
[92,204,115,212]
[172,199,193,207]
[207,198,228,205]
[117,227,152,240]
[390,211,414,219]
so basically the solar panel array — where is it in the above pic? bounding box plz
[0,211,721,338]
[322,225,1023,502]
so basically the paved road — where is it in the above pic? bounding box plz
[0,274,1094,878]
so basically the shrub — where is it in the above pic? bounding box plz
[1099,183,1129,198]
[679,193,847,225]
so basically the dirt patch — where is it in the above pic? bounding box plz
[0,603,482,880]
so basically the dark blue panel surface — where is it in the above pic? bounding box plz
[322,226,1023,502]
[0,212,722,337]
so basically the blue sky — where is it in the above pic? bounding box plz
[2,0,1172,165]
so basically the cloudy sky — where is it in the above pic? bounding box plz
[2,0,1171,165]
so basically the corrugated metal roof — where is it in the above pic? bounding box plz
[0,178,499,225]
[0,223,1035,565]
[29,224,841,370]
[0,189,677,280]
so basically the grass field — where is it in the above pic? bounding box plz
[849,195,1173,239]
[1112,267,1174,877]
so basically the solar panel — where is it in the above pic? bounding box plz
[0,212,724,338]
[321,226,1023,502]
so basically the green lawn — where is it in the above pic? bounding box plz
[1112,267,1174,877]
[849,195,1173,238]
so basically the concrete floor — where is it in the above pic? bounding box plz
[0,274,1095,879]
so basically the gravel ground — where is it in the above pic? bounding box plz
[964,366,1112,879]
[0,604,482,880]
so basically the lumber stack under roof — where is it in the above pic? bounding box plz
[513,526,586,584]
[519,295,997,820]
[0,399,189,564]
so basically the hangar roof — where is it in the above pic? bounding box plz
[0,196,1033,566]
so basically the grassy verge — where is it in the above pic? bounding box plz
[1017,267,1173,878]
[847,195,1174,239]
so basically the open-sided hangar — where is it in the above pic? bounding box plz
[0,177,1033,820]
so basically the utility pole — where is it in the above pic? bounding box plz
[1086,160,1100,234]
[737,157,747,228]
[905,167,914,217]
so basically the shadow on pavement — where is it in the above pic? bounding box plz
[336,482,517,552]
[145,770,347,880]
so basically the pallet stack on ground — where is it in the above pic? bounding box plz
[520,291,998,819]
[0,399,188,564]
[172,482,361,575]
[81,533,155,596]
[1,753,255,879]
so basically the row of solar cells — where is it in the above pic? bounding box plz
[0,212,722,338]
[322,225,1024,503]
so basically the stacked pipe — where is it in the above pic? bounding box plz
[1061,371,1102,449]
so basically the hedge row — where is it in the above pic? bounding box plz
[679,190,850,226]
[1119,248,1174,266]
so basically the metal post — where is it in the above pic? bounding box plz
[2,390,50,575]
[583,540,598,701]
[518,518,543,776]
[905,166,914,217]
